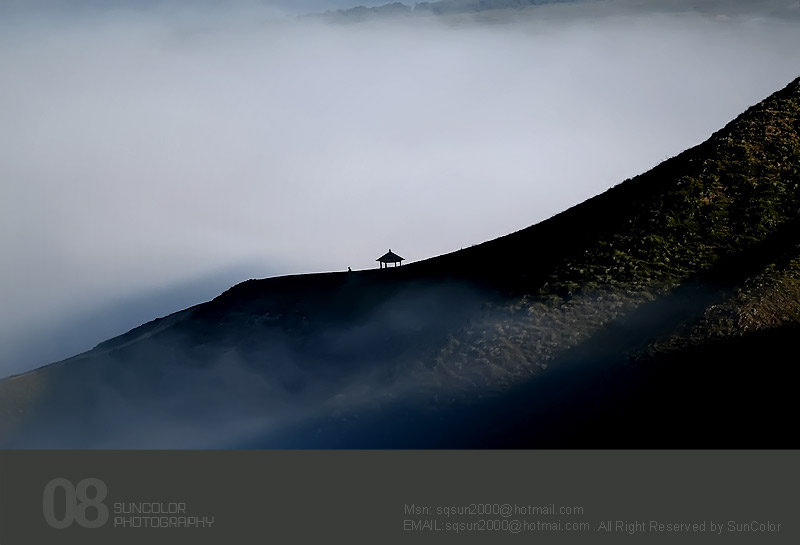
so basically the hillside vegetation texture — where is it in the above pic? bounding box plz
[425,75,800,386]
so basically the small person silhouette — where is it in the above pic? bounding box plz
[347,267,352,272]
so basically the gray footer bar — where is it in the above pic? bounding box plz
[1,450,797,544]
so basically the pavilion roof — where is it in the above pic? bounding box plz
[377,250,404,263]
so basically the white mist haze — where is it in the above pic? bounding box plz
[2,1,800,377]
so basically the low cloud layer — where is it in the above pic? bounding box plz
[2,1,799,376]
[2,280,487,448]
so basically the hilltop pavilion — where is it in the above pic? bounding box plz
[377,249,404,269]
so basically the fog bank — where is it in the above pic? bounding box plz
[2,2,799,376]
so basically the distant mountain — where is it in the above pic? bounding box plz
[306,0,575,21]
[308,0,800,22]
[1,76,799,448]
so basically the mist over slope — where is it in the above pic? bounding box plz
[1,75,799,448]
